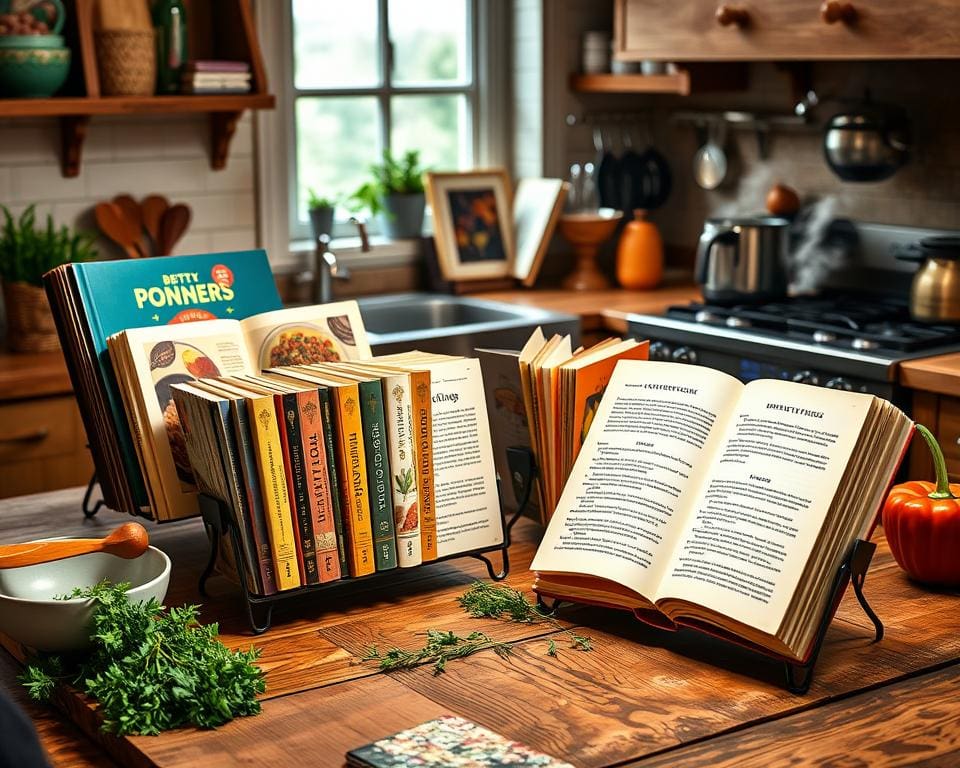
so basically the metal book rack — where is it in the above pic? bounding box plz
[196,447,536,634]
[537,536,883,696]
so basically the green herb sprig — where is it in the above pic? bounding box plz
[359,582,592,676]
[19,581,265,736]
[0,205,97,286]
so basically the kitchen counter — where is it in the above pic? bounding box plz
[900,352,960,396]
[0,349,74,401]
[900,352,960,482]
[2,488,960,767]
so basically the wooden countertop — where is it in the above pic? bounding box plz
[0,350,74,401]
[2,488,960,767]
[900,352,960,397]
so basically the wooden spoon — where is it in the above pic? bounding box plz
[112,194,147,257]
[94,202,141,259]
[157,203,192,256]
[0,523,149,569]
[140,194,170,256]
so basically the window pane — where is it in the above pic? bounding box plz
[295,97,381,222]
[292,0,380,89]
[388,0,470,85]
[391,94,468,172]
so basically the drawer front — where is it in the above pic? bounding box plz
[938,395,960,484]
[615,0,960,61]
[0,397,82,461]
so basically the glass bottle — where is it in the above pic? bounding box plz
[153,0,187,95]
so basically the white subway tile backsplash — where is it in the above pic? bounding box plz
[172,231,213,256]
[0,121,57,164]
[12,163,86,203]
[206,156,254,193]
[210,229,258,252]
[187,192,257,230]
[0,167,10,203]
[85,158,210,199]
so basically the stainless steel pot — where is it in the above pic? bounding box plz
[695,216,790,304]
[897,237,960,322]
[823,102,910,182]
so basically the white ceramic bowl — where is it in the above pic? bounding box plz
[0,545,170,652]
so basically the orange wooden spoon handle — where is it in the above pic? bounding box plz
[0,523,149,569]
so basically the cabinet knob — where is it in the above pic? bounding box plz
[820,0,857,25]
[715,4,750,27]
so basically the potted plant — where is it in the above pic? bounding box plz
[306,189,337,242]
[352,149,426,239]
[0,205,97,353]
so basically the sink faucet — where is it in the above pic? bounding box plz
[312,234,351,304]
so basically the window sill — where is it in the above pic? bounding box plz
[277,236,423,275]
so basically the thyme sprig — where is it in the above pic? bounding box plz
[361,630,513,675]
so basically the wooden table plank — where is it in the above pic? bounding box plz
[627,664,960,768]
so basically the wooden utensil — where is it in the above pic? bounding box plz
[113,194,147,257]
[0,523,149,569]
[141,194,170,255]
[157,203,191,256]
[94,201,141,259]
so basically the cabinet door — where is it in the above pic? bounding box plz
[614,0,960,61]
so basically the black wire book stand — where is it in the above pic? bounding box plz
[195,447,535,634]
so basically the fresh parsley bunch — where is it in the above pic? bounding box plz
[20,581,265,736]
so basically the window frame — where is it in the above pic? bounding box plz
[254,0,509,268]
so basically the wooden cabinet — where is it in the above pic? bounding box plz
[614,0,960,61]
[901,353,960,484]
[0,396,94,498]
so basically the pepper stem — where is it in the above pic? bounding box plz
[915,424,958,500]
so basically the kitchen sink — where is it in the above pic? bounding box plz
[357,292,580,356]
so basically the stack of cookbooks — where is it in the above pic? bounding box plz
[181,60,251,94]
[171,352,503,595]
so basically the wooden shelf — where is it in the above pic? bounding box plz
[570,72,691,95]
[0,93,275,117]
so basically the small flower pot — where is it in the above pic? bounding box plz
[309,205,335,241]
[380,193,425,240]
[3,281,60,353]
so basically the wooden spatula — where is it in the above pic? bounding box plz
[0,523,149,569]
[113,194,147,258]
[141,194,170,256]
[157,203,192,256]
[94,202,141,259]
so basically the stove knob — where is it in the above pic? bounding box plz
[791,370,819,386]
[825,377,852,391]
[649,341,673,361]
[672,346,698,364]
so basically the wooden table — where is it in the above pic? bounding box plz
[3,488,960,768]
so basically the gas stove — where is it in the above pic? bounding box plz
[626,223,960,403]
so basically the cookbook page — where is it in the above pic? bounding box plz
[239,301,372,369]
[532,361,743,599]
[656,379,873,634]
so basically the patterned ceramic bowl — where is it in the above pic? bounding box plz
[0,45,69,97]
[0,34,65,48]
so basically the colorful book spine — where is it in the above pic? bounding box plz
[358,380,398,572]
[247,394,301,590]
[297,388,341,582]
[411,370,437,561]
[381,374,422,568]
[278,393,320,585]
[230,398,278,595]
[331,384,376,577]
[318,387,349,575]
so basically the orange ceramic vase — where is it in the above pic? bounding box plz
[616,210,664,289]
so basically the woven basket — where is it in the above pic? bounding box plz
[3,281,60,353]
[95,29,155,96]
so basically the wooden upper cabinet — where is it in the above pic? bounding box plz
[614,0,960,61]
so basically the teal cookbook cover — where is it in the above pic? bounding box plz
[73,251,282,509]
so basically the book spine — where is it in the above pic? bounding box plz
[297,389,341,582]
[411,370,437,561]
[231,399,278,594]
[333,385,376,577]
[318,387,349,575]
[248,395,301,590]
[212,400,263,593]
[359,380,398,572]
[280,393,319,586]
[382,375,422,568]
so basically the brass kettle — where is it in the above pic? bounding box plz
[898,237,960,323]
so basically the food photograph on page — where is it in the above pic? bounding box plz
[4,3,960,766]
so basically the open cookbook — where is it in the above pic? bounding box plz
[531,361,913,661]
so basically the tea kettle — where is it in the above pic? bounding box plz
[897,237,960,322]
[695,216,790,305]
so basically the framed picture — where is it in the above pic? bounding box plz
[425,170,515,282]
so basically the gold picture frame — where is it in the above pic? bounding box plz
[425,169,515,282]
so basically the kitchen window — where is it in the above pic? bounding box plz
[255,0,508,262]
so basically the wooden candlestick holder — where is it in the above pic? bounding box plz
[558,210,623,291]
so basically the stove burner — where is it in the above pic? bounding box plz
[694,310,721,324]
[813,330,837,344]
[664,294,960,355]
